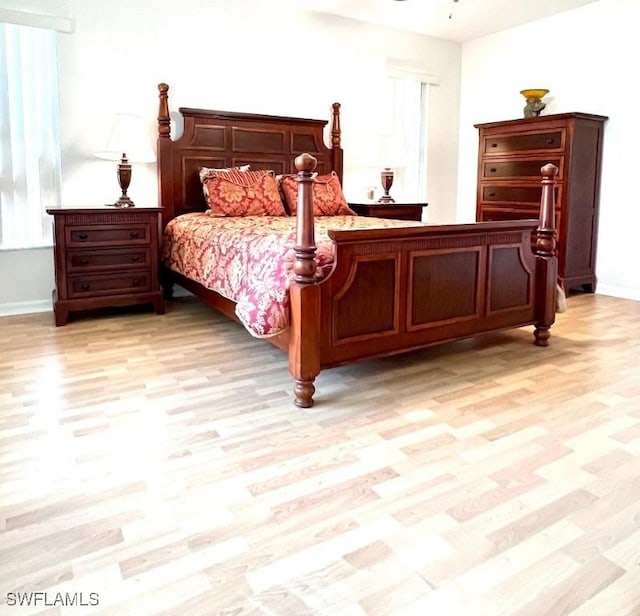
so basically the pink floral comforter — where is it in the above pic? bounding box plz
[162,213,422,338]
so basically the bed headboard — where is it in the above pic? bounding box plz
[156,83,344,229]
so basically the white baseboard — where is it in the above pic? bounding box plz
[596,285,640,302]
[0,288,194,319]
[0,300,52,318]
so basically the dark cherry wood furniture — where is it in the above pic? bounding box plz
[475,113,607,293]
[46,206,164,326]
[348,203,426,221]
[157,83,558,408]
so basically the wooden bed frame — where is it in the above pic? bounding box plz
[157,83,558,408]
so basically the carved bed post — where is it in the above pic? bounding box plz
[158,83,171,138]
[157,83,172,218]
[289,153,321,408]
[157,83,173,298]
[533,163,559,346]
[330,102,344,184]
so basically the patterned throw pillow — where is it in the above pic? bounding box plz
[202,169,287,217]
[199,164,250,183]
[279,172,355,216]
[200,165,251,205]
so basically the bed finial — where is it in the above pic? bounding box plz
[295,152,317,176]
[331,102,341,148]
[533,162,559,347]
[158,83,170,138]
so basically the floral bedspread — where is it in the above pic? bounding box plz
[162,213,422,338]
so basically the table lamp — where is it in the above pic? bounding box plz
[94,113,155,207]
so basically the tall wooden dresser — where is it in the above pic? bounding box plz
[475,112,607,292]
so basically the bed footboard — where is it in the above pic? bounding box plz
[288,158,558,407]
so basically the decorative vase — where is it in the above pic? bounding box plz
[520,88,549,118]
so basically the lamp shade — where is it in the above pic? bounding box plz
[94,113,155,163]
[379,134,407,170]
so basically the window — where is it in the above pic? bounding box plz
[385,76,429,202]
[377,60,438,204]
[0,20,62,249]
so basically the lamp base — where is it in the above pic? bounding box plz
[379,167,395,204]
[107,196,136,207]
[109,155,135,207]
[377,195,396,204]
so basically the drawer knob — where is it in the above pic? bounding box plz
[489,167,497,173]
[490,143,498,148]
[130,231,140,239]
[80,283,90,291]
[488,192,496,197]
[131,255,140,262]
[546,138,554,144]
[131,278,141,287]
[80,258,89,265]
[78,233,88,240]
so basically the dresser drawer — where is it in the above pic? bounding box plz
[67,248,151,273]
[482,130,564,155]
[67,271,151,298]
[481,157,564,180]
[66,224,150,247]
[481,184,561,206]
[479,207,562,241]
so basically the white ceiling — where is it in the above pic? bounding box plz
[281,0,602,42]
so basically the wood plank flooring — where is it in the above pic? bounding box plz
[0,294,639,615]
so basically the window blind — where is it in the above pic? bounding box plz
[0,22,62,249]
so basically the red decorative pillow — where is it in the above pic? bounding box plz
[200,165,251,205]
[279,172,355,216]
[203,169,287,217]
[199,164,250,183]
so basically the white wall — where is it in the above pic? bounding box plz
[0,0,461,315]
[457,0,640,300]
[0,247,55,314]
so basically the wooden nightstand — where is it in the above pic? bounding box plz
[46,206,164,326]
[349,203,427,221]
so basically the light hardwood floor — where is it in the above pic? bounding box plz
[0,294,639,616]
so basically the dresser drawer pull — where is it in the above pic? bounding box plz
[131,278,141,287]
[80,258,89,265]
[80,283,90,291]
[546,138,554,145]
[78,233,88,240]
[489,167,497,173]
[488,192,496,197]
[130,231,140,239]
[490,143,498,148]
[130,255,140,262]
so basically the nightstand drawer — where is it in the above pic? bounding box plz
[68,271,151,298]
[66,224,150,247]
[67,248,151,272]
[349,203,426,221]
